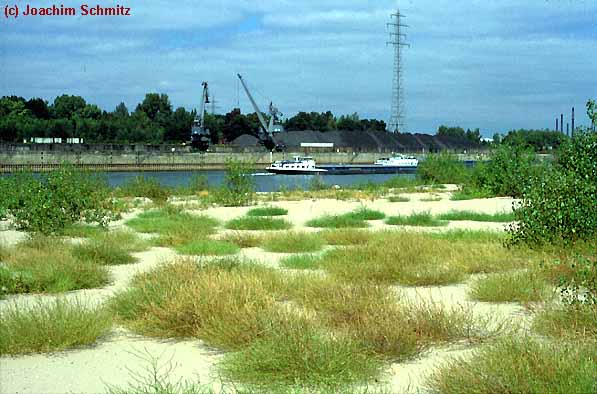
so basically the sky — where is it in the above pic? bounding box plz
[1,0,596,136]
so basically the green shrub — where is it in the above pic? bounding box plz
[467,145,537,198]
[211,160,255,206]
[509,166,597,246]
[417,154,470,184]
[0,164,117,234]
[509,130,597,246]
[115,176,171,203]
[0,298,112,355]
[388,195,410,202]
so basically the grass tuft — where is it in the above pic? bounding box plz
[388,195,410,203]
[468,270,550,303]
[175,240,240,256]
[1,236,109,294]
[344,207,386,221]
[279,254,322,270]
[261,232,325,253]
[306,215,368,229]
[110,259,284,350]
[0,298,112,355]
[320,229,373,246]
[532,304,597,339]
[425,336,597,394]
[246,206,288,217]
[385,212,447,227]
[71,230,149,266]
[219,314,382,388]
[219,232,263,248]
[225,216,292,231]
[126,207,218,246]
[437,210,515,222]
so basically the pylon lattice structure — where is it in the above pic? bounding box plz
[387,9,409,133]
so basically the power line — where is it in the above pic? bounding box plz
[387,9,409,133]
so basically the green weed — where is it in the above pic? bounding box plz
[225,216,292,231]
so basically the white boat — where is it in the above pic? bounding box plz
[374,154,418,168]
[266,156,328,175]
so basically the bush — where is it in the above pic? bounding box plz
[509,130,597,246]
[0,164,117,234]
[211,160,255,206]
[115,176,171,203]
[418,154,470,184]
[467,145,537,198]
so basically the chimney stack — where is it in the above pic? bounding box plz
[556,118,559,132]
[561,114,564,134]
[572,107,575,137]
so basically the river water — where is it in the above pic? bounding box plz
[105,171,415,192]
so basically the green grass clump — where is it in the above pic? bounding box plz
[437,210,515,222]
[385,212,447,227]
[280,254,322,270]
[126,206,218,246]
[532,304,597,339]
[319,232,522,285]
[71,230,149,265]
[0,237,109,294]
[344,207,386,221]
[320,229,373,245]
[175,240,240,256]
[0,298,112,355]
[468,270,550,303]
[450,189,493,201]
[388,195,410,202]
[246,206,288,217]
[261,232,325,253]
[306,215,368,229]
[110,259,283,350]
[425,336,597,394]
[219,315,382,388]
[225,216,292,231]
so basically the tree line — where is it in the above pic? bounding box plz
[2,93,590,148]
[0,94,388,145]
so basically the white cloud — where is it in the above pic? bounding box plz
[1,0,596,134]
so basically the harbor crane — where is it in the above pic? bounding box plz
[191,81,211,151]
[237,74,285,151]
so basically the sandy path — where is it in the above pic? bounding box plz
[1,193,525,394]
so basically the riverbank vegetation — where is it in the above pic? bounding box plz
[0,100,595,393]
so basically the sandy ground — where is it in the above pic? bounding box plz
[0,192,527,394]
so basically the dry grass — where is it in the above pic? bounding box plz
[532,304,597,340]
[110,259,285,350]
[320,229,374,246]
[468,270,551,303]
[219,232,264,248]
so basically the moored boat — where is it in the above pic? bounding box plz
[266,156,328,175]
